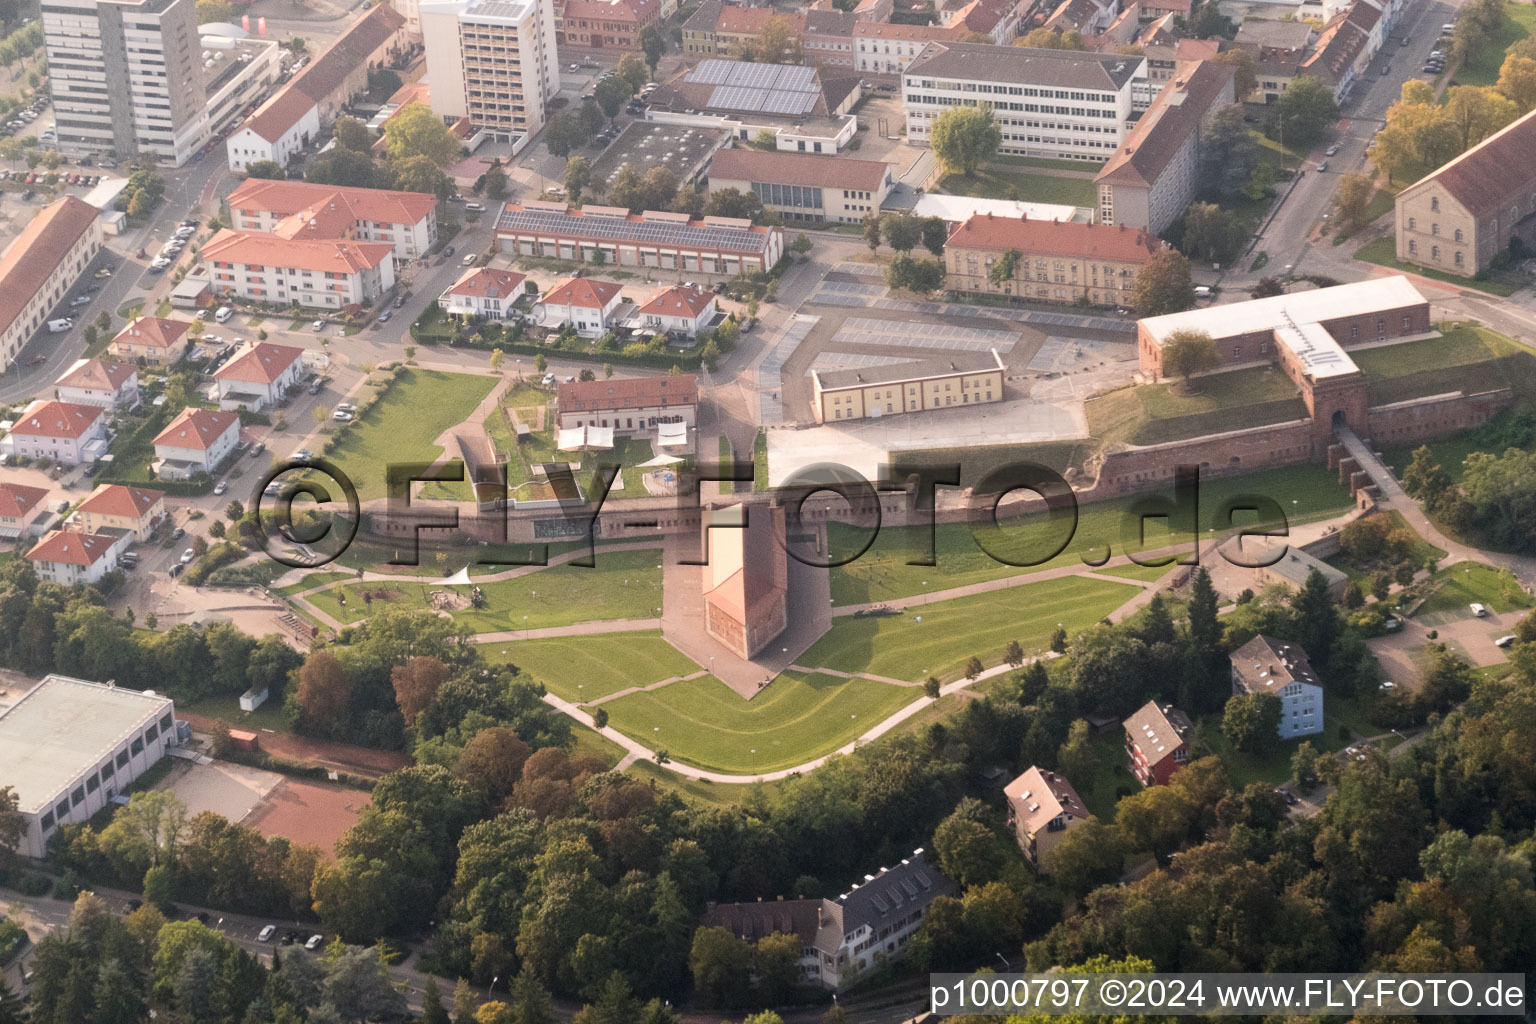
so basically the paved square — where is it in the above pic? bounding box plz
[161,760,284,823]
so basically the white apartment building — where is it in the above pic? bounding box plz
[225,179,439,260]
[854,22,956,75]
[1231,634,1325,740]
[902,42,1146,162]
[212,342,305,411]
[24,530,124,587]
[0,197,104,374]
[152,406,241,480]
[202,230,397,308]
[421,0,560,142]
[54,358,141,414]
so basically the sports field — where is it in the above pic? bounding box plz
[601,671,916,773]
[479,630,701,702]
[803,574,1139,681]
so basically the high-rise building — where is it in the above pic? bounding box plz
[420,0,559,142]
[43,0,209,164]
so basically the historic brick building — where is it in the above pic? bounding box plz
[701,503,788,660]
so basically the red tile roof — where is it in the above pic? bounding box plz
[445,266,527,299]
[55,358,136,393]
[203,229,394,275]
[227,179,438,230]
[544,277,623,309]
[637,285,716,318]
[153,407,241,451]
[562,0,659,24]
[215,342,305,385]
[26,529,117,567]
[947,213,1164,262]
[11,400,106,440]
[240,88,319,144]
[77,483,165,521]
[0,198,100,352]
[0,481,47,521]
[1403,107,1536,219]
[558,373,699,412]
[110,316,191,352]
[852,20,958,39]
[709,147,891,192]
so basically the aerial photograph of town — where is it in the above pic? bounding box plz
[0,0,1535,1014]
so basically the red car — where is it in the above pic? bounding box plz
[24,172,35,184]
[28,354,46,365]
[67,173,79,184]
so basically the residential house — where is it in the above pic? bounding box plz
[0,482,49,540]
[2,400,108,465]
[73,484,167,543]
[853,22,959,75]
[945,213,1165,305]
[1233,19,1315,103]
[1395,107,1536,277]
[1095,60,1237,233]
[556,373,699,433]
[701,849,955,990]
[1301,0,1379,102]
[1231,634,1325,739]
[53,359,141,416]
[226,179,440,260]
[1124,700,1193,786]
[107,317,192,365]
[213,342,306,411]
[202,230,396,309]
[1005,766,1092,870]
[707,148,892,224]
[25,530,122,586]
[152,407,242,480]
[634,285,719,337]
[438,267,529,319]
[0,197,105,374]
[556,0,661,50]
[539,278,625,337]
[804,8,858,68]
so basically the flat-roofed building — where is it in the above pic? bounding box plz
[707,147,892,224]
[811,349,1004,422]
[907,193,1089,225]
[0,675,177,859]
[0,482,49,540]
[644,58,861,154]
[701,502,788,659]
[226,179,439,260]
[946,213,1164,305]
[1005,766,1092,870]
[0,197,105,374]
[73,484,167,543]
[107,316,192,365]
[556,373,699,433]
[1095,60,1236,233]
[903,42,1147,162]
[421,0,560,141]
[202,230,396,308]
[495,201,785,275]
[1395,107,1536,277]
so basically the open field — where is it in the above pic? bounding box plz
[243,779,370,856]
[1416,562,1533,618]
[304,548,663,631]
[1086,366,1307,446]
[1449,3,1536,86]
[601,671,916,774]
[178,693,291,734]
[939,169,1097,208]
[1192,697,1375,790]
[805,575,1139,681]
[323,369,498,502]
[275,571,355,597]
[479,630,700,702]
[1093,560,1174,582]
[1355,326,1536,406]
[829,463,1354,605]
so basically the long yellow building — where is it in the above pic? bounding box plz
[809,349,1005,423]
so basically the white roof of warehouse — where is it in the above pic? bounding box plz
[1139,276,1426,347]
[0,675,173,814]
[911,194,1088,224]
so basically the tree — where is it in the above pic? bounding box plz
[640,24,665,75]
[0,785,23,854]
[594,75,633,125]
[483,158,508,201]
[616,52,649,93]
[1213,48,1258,99]
[1293,567,1341,664]
[1331,171,1374,229]
[790,231,813,259]
[688,927,750,1008]
[245,160,285,180]
[1180,202,1247,262]
[1266,75,1340,150]
[883,212,921,252]
[706,187,762,221]
[545,113,583,159]
[930,104,1000,177]
[932,798,1008,886]
[295,650,352,732]
[307,148,389,189]
[384,103,461,167]
[885,255,945,293]
[511,965,552,1024]
[143,863,175,911]
[965,655,984,679]
[564,156,592,204]
[578,99,605,142]
[423,977,451,1024]
[391,655,449,728]
[1461,447,1536,552]
[1403,444,1453,503]
[455,726,531,804]
[1445,85,1519,149]
[1018,27,1086,49]
[1222,692,1282,753]
[1133,249,1195,316]
[392,154,453,198]
[1291,740,1321,791]
[924,675,941,698]
[1199,105,1259,198]
[920,216,948,257]
[1160,328,1219,388]
[988,248,1020,288]
[756,14,803,64]
[862,213,882,252]
[454,979,478,1024]
[1496,53,1536,112]
[332,115,373,153]
[1004,639,1025,667]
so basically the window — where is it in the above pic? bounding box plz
[71,786,85,806]
[1455,251,1464,266]
[1432,245,1440,260]
[1408,217,1415,230]
[1431,196,1439,211]
[1454,228,1463,242]
[86,774,99,793]
[131,737,143,756]
[116,750,129,768]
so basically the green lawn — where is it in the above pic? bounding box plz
[1192,698,1368,791]
[1416,562,1534,617]
[322,368,498,502]
[1352,325,1536,406]
[178,693,291,733]
[624,758,769,807]
[940,169,1096,208]
[1076,729,1138,822]
[828,463,1354,605]
[304,548,663,632]
[602,671,917,774]
[1450,3,1536,86]
[991,154,1106,173]
[275,570,355,597]
[1092,561,1174,583]
[479,630,700,702]
[1086,366,1307,446]
[1354,237,1523,296]
[804,575,1139,682]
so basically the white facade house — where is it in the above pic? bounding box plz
[1231,634,1325,740]
[420,0,560,142]
[203,230,397,309]
[0,675,177,859]
[2,400,109,464]
[0,482,49,541]
[556,374,699,434]
[902,42,1147,162]
[538,277,625,337]
[152,407,241,479]
[438,267,529,319]
[54,359,141,414]
[225,95,322,172]
[635,285,718,337]
[212,342,305,411]
[225,179,440,261]
[854,22,957,75]
[0,197,105,375]
[25,530,125,587]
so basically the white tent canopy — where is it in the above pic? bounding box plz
[637,454,684,467]
[557,425,615,451]
[442,566,473,585]
[656,421,688,448]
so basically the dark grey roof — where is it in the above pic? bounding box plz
[903,41,1144,91]
[829,849,954,941]
[1230,634,1320,693]
[812,349,1004,390]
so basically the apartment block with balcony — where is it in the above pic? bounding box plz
[202,230,396,308]
[422,0,560,142]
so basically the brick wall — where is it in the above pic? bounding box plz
[1367,388,1513,446]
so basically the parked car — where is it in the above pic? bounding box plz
[461,253,477,266]
[332,410,353,422]
[213,481,227,496]
[393,294,406,309]
[1471,602,1489,617]
[311,320,325,331]
[378,309,393,323]
[1275,787,1299,806]
[249,440,266,457]
[293,449,314,461]
[1496,634,1517,648]
[1325,143,1340,156]
[179,548,195,564]
[1317,160,1329,172]
[444,245,456,257]
[1380,680,1397,690]
[258,926,277,943]
[172,526,185,539]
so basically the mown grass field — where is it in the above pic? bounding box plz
[1354,237,1523,296]
[828,463,1354,605]
[602,672,917,773]
[1353,326,1536,406]
[1449,2,1536,86]
[805,575,1139,681]
[1092,560,1175,582]
[480,630,700,702]
[939,168,1097,208]
[1085,366,1307,446]
[304,548,663,631]
[1416,562,1534,617]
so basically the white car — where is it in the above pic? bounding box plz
[1495,634,1517,648]
[305,934,324,951]
[1379,680,1396,690]
[311,320,325,331]
[1471,602,1488,617]
[332,410,353,422]
[258,925,276,943]
[213,481,227,495]
[179,548,195,564]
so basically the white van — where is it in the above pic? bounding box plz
[47,318,72,333]
[1194,285,1212,297]
[215,305,234,323]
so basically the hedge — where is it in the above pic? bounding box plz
[410,310,704,371]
